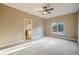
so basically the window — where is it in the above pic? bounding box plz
[51,22,64,35]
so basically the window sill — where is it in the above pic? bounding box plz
[52,32,64,35]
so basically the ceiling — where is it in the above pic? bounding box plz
[4,3,79,19]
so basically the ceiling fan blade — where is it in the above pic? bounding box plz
[48,8,54,11]
[47,12,51,14]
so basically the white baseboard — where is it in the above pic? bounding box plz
[0,35,43,49]
[0,39,24,48]
[0,38,44,55]
[32,35,43,40]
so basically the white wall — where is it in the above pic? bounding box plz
[78,11,79,44]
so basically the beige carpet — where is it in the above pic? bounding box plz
[11,37,79,55]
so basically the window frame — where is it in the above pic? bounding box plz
[51,22,65,35]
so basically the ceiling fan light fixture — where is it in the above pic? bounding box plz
[38,4,54,15]
[42,12,47,15]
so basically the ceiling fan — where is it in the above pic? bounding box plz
[38,4,54,15]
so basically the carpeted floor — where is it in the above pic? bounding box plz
[11,37,79,55]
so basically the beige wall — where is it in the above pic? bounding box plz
[44,13,78,41]
[0,4,44,47]
[0,4,78,48]
[32,18,44,39]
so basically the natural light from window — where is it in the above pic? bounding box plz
[51,22,64,35]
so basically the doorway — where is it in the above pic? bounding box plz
[24,18,32,40]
